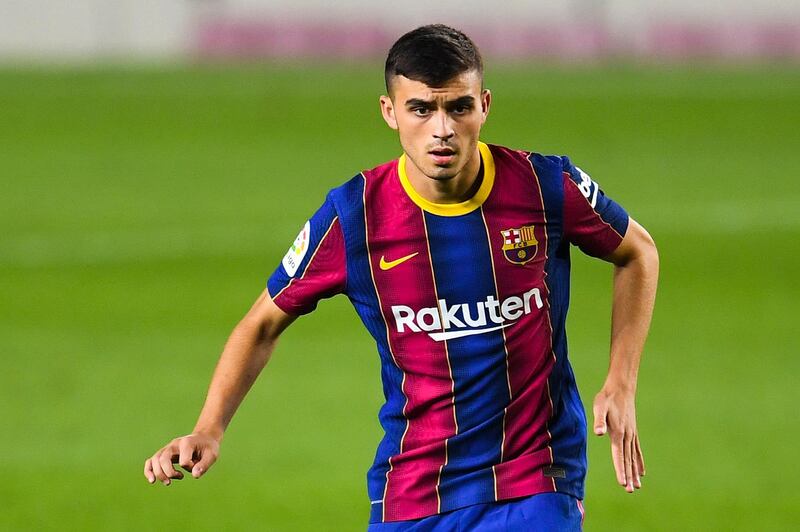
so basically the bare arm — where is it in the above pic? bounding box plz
[592,218,659,493]
[144,289,296,486]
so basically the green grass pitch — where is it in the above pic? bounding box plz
[1,63,798,530]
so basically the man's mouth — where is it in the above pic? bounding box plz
[429,147,456,165]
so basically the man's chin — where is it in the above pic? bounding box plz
[425,167,459,180]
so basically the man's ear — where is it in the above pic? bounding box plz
[480,89,492,125]
[380,95,398,130]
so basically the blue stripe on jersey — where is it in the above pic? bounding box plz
[531,154,587,498]
[329,174,407,521]
[267,193,338,298]
[423,209,508,512]
[562,155,629,237]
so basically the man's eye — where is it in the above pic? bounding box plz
[412,107,430,116]
[452,106,471,115]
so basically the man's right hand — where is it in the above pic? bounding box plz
[144,432,220,486]
[143,291,290,487]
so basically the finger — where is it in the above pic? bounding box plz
[630,437,641,489]
[592,401,607,436]
[192,447,218,479]
[144,458,155,484]
[610,433,626,487]
[624,434,633,492]
[158,448,183,485]
[635,435,646,477]
[629,437,642,489]
[150,452,168,483]
[158,451,174,485]
[178,439,197,473]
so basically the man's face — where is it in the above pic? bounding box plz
[380,70,491,181]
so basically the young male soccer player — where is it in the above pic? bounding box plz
[144,24,659,530]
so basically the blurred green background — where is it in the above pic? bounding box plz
[1,64,798,530]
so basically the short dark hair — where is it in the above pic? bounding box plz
[384,24,483,94]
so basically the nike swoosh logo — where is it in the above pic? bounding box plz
[428,322,514,342]
[379,252,419,271]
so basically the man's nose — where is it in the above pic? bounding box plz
[432,110,455,140]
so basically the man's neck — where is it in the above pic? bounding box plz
[405,145,483,204]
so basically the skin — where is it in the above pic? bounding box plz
[379,71,490,204]
[143,291,293,485]
[597,219,658,492]
[144,69,659,496]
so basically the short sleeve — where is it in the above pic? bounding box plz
[562,156,629,258]
[267,193,347,315]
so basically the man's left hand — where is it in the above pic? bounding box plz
[593,385,645,493]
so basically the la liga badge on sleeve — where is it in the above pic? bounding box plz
[282,220,311,277]
[501,225,538,265]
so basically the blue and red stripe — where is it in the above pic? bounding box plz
[483,146,558,499]
[329,172,411,521]
[268,145,625,523]
[424,208,508,512]
[362,163,456,522]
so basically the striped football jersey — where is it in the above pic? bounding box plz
[267,142,629,523]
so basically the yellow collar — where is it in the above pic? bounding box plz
[398,141,495,217]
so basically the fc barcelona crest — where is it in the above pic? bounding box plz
[501,225,538,265]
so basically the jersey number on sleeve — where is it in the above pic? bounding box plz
[576,167,599,208]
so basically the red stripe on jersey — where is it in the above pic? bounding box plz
[482,146,558,499]
[272,217,346,314]
[563,171,624,257]
[363,163,456,522]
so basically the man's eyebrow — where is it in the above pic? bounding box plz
[405,98,434,107]
[404,95,476,107]
[445,96,476,107]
